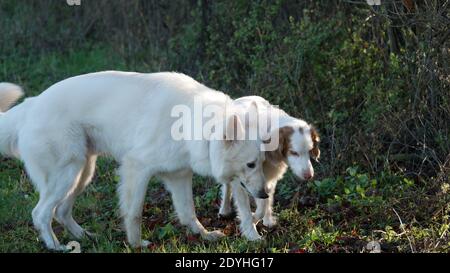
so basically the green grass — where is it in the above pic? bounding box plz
[1,158,449,253]
[1,155,449,253]
[1,46,449,253]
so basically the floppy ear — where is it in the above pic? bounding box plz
[279,126,294,157]
[310,126,320,161]
[224,114,244,143]
[265,126,293,162]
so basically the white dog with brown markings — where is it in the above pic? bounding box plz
[219,96,320,240]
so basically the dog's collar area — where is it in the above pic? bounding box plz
[240,181,253,196]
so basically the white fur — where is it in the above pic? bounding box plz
[220,96,317,239]
[0,71,267,250]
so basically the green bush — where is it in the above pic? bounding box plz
[0,0,448,252]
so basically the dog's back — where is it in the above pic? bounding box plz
[16,71,226,159]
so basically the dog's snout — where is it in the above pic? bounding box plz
[257,190,269,199]
[303,171,313,180]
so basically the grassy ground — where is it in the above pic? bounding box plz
[1,46,449,253]
[2,156,449,253]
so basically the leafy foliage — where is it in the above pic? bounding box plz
[0,0,449,252]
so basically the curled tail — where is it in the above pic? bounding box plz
[0,83,23,113]
[0,82,24,156]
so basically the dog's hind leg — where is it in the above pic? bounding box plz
[28,158,85,251]
[117,156,153,248]
[55,154,98,239]
[161,170,225,241]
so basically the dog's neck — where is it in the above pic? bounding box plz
[263,155,288,182]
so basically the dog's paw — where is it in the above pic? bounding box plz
[43,242,70,253]
[241,224,263,241]
[252,212,264,224]
[243,230,262,241]
[202,230,226,241]
[40,239,66,252]
[141,240,151,247]
[262,216,278,228]
[65,241,81,253]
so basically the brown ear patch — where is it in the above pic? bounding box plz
[310,126,320,160]
[279,126,294,157]
[266,126,294,163]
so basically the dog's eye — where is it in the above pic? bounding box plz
[290,151,299,156]
[246,162,256,168]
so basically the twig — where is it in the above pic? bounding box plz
[433,225,449,250]
[392,208,415,253]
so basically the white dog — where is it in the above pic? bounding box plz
[219,96,320,240]
[0,71,268,250]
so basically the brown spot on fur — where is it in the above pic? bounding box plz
[310,126,320,160]
[266,126,294,163]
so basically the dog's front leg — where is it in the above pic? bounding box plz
[254,198,268,222]
[254,180,278,228]
[218,184,233,218]
[162,171,225,241]
[231,180,262,241]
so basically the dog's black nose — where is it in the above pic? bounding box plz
[258,190,269,199]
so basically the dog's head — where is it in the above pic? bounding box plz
[265,123,320,181]
[210,114,268,199]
